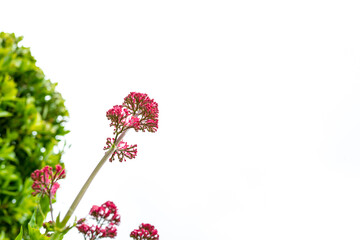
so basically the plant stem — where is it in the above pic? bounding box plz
[49,196,54,222]
[61,130,129,226]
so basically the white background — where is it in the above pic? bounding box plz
[2,1,360,239]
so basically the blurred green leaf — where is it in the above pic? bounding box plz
[0,75,17,100]
[14,226,22,240]
[37,196,50,228]
[0,111,12,117]
[0,231,10,240]
[28,224,49,240]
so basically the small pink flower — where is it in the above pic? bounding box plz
[103,224,117,238]
[127,116,141,130]
[106,105,141,134]
[90,205,105,220]
[130,223,159,240]
[55,164,66,179]
[77,201,120,240]
[30,164,66,198]
[77,222,90,235]
[103,138,137,162]
[50,182,60,196]
[77,218,86,224]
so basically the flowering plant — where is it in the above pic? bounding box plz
[15,92,160,240]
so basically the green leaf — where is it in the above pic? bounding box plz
[28,223,50,240]
[31,196,51,229]
[53,212,66,231]
[14,226,23,240]
[50,231,66,240]
[48,213,77,240]
[0,111,12,117]
[0,231,8,240]
[0,74,17,100]
[28,195,50,230]
[37,197,49,227]
[50,226,74,240]
[28,207,38,229]
[55,213,61,226]
[28,206,50,240]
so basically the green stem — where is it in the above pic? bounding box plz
[61,130,129,226]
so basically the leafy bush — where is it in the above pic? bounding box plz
[0,32,69,240]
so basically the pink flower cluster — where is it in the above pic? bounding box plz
[104,92,158,162]
[130,223,159,240]
[30,165,66,198]
[106,105,140,133]
[106,92,159,134]
[123,92,159,133]
[103,138,138,162]
[76,201,120,240]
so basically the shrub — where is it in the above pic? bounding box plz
[0,32,69,240]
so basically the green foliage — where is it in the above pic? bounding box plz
[49,213,76,240]
[14,226,22,240]
[0,32,69,239]
[14,196,75,240]
[25,196,52,240]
